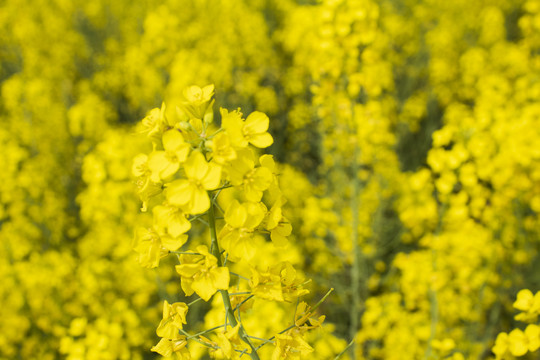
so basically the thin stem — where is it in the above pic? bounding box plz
[208,199,260,360]
[230,272,250,281]
[234,295,254,312]
[185,325,225,340]
[188,297,203,306]
[246,335,269,342]
[334,339,355,360]
[350,139,361,360]
[170,251,202,256]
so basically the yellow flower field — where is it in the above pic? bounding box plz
[1,0,540,359]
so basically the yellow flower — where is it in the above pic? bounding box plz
[209,131,236,165]
[266,197,292,247]
[209,325,244,359]
[492,332,510,359]
[514,289,540,322]
[140,102,167,140]
[153,204,191,238]
[525,324,540,352]
[271,329,313,360]
[225,149,273,202]
[156,300,189,340]
[151,337,191,359]
[166,151,222,214]
[182,84,215,120]
[509,329,528,357]
[250,262,309,302]
[132,154,163,211]
[219,200,266,261]
[132,227,167,268]
[176,245,230,301]
[148,130,190,182]
[222,109,273,148]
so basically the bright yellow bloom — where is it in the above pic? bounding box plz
[514,289,540,322]
[151,337,191,359]
[153,204,191,238]
[222,109,273,148]
[250,262,309,302]
[271,329,313,360]
[176,245,230,301]
[242,111,273,148]
[148,130,190,182]
[209,325,244,359]
[209,131,236,165]
[226,149,272,202]
[219,200,266,261]
[166,151,221,214]
[508,329,528,356]
[132,154,163,211]
[132,227,167,268]
[266,197,292,247]
[133,226,188,268]
[182,84,215,120]
[156,300,189,340]
[141,102,167,140]
[492,332,510,359]
[526,324,540,352]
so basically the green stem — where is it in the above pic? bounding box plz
[208,200,260,360]
[350,142,361,360]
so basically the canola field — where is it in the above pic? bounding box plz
[1,0,540,359]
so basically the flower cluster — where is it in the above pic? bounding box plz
[132,85,325,359]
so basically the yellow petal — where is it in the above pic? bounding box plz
[185,152,209,181]
[176,263,202,278]
[192,274,218,301]
[156,319,180,340]
[190,187,210,214]
[225,201,247,228]
[245,111,269,134]
[244,184,263,202]
[163,130,185,151]
[161,234,188,251]
[151,338,174,357]
[271,230,288,248]
[509,329,528,356]
[202,163,221,190]
[168,215,191,238]
[526,324,540,352]
[181,277,195,297]
[167,180,192,207]
[211,266,230,291]
[514,289,534,311]
[260,154,275,171]
[252,167,273,191]
[250,133,274,148]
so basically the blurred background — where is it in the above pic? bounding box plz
[1,0,540,359]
